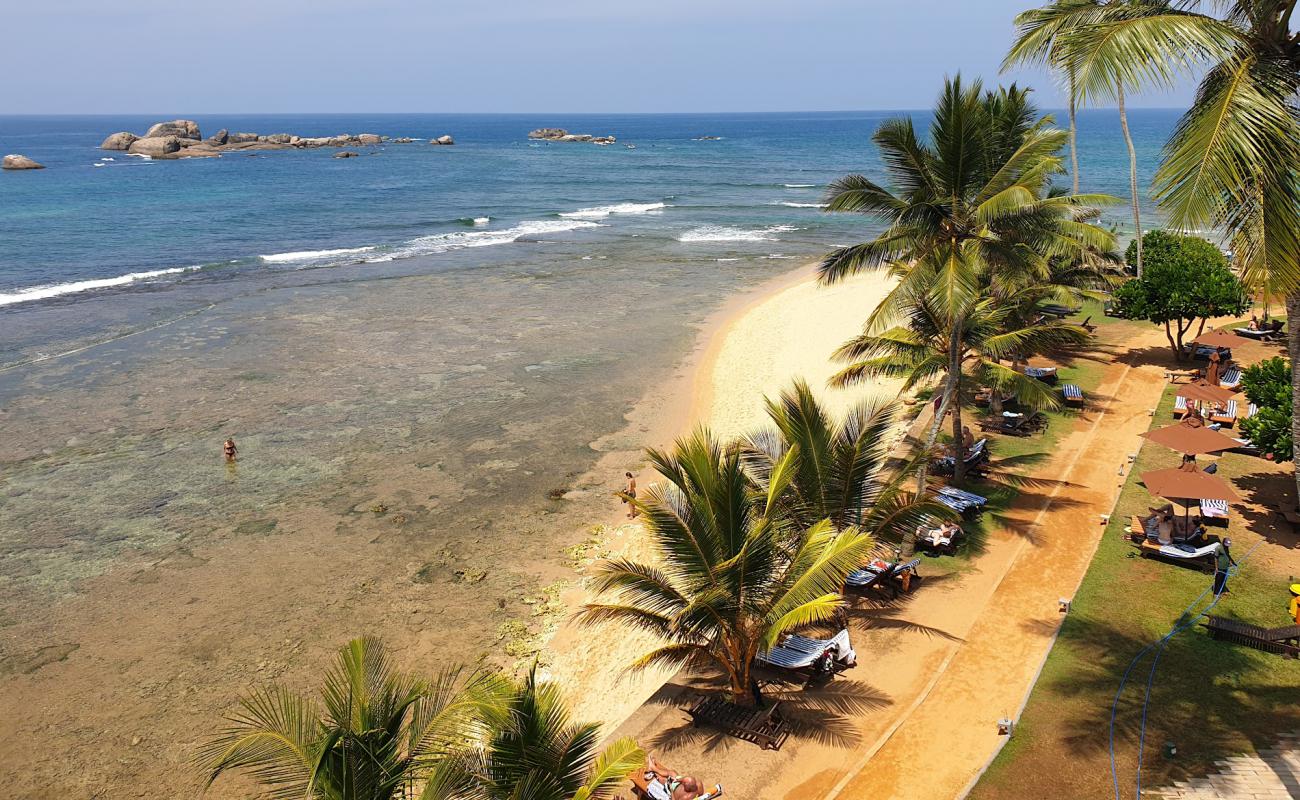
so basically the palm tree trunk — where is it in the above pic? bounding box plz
[1117,83,1143,277]
[951,383,966,486]
[1288,292,1300,509]
[1068,70,1080,195]
[915,372,958,497]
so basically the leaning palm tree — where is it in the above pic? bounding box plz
[832,282,1092,488]
[422,667,643,800]
[582,429,875,705]
[1055,0,1299,494]
[1003,0,1149,275]
[197,637,508,800]
[740,379,942,538]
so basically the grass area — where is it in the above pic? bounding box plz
[969,383,1300,800]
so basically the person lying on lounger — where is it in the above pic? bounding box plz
[644,755,723,800]
[922,521,963,548]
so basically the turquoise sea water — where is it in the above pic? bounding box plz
[0,109,1178,309]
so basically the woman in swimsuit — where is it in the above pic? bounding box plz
[624,471,638,519]
[223,438,238,463]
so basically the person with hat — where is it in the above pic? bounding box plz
[1213,538,1236,595]
[1289,584,1300,625]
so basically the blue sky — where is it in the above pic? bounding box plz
[4,0,1196,114]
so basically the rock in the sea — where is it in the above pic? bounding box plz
[392,137,414,144]
[334,150,360,158]
[144,119,201,140]
[558,134,594,142]
[592,136,617,144]
[128,136,182,157]
[206,129,229,146]
[227,132,259,144]
[175,143,221,158]
[2,154,44,170]
[100,131,138,151]
[529,128,568,140]
[357,133,382,146]
[263,133,293,145]
[431,135,455,145]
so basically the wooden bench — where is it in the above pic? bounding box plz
[1203,616,1300,658]
[686,695,789,750]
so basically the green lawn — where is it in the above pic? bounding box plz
[969,382,1300,800]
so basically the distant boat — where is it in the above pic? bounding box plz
[626,144,636,149]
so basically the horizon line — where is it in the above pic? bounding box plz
[0,106,1190,118]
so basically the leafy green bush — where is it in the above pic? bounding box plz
[1114,231,1248,358]
[1239,356,1293,461]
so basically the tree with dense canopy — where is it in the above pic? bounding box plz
[1111,230,1249,357]
[1240,356,1294,461]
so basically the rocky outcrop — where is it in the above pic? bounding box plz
[206,129,229,146]
[261,133,292,144]
[392,137,415,144]
[144,120,201,140]
[357,134,382,146]
[100,131,138,151]
[2,154,44,170]
[529,128,615,145]
[227,132,259,144]
[128,136,182,157]
[431,135,454,145]
[334,151,360,158]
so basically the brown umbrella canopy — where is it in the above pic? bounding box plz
[1141,421,1242,455]
[1141,466,1241,503]
[1192,329,1240,349]
[1177,380,1237,404]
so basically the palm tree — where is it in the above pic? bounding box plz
[582,429,875,705]
[1004,0,1148,276]
[422,667,643,800]
[740,379,942,538]
[819,76,1118,488]
[831,282,1092,487]
[1054,0,1299,492]
[198,637,509,800]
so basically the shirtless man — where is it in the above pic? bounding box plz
[624,471,638,519]
[223,438,238,463]
[643,755,722,800]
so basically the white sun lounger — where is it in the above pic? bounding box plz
[1158,542,1220,560]
[758,628,856,671]
[1200,499,1229,520]
[1219,367,1242,389]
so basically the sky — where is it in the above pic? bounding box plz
[3,0,1198,114]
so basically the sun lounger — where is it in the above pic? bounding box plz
[1062,383,1084,407]
[1233,320,1285,340]
[1209,399,1238,426]
[916,523,965,553]
[1038,303,1079,319]
[686,695,789,750]
[1139,539,1218,571]
[757,628,857,677]
[979,411,1047,437]
[1187,344,1232,361]
[934,486,986,519]
[1173,396,1188,418]
[1219,367,1242,389]
[1165,370,1201,383]
[1203,616,1300,658]
[1024,366,1058,384]
[1200,498,1229,521]
[1247,403,1258,418]
[933,438,989,477]
[845,557,922,598]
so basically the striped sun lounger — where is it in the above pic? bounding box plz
[1025,366,1058,383]
[757,629,856,672]
[1062,384,1083,406]
[1200,499,1230,520]
[1173,396,1188,418]
[1220,367,1242,389]
[936,486,988,514]
[1210,400,1238,426]
[1248,403,1259,418]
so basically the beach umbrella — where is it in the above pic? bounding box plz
[1142,465,1241,523]
[1140,421,1241,456]
[1191,329,1239,349]
[1177,381,1237,405]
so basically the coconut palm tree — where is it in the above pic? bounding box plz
[197,637,510,800]
[831,281,1092,487]
[582,429,875,705]
[740,379,943,537]
[421,666,643,800]
[1003,0,1150,275]
[1054,0,1299,494]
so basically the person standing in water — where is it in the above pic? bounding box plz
[623,471,637,519]
[223,438,238,463]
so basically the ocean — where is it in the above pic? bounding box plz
[0,109,1179,798]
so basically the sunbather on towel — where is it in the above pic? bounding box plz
[643,756,723,800]
[1156,512,1175,546]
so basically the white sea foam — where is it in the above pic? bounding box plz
[102,157,114,161]
[776,202,828,208]
[126,153,153,160]
[0,266,200,307]
[678,224,796,243]
[783,183,816,188]
[559,202,667,219]
[260,246,377,264]
[379,219,605,260]
[472,217,490,226]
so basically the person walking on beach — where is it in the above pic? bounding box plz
[623,471,637,519]
[223,438,238,463]
[1213,538,1236,595]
